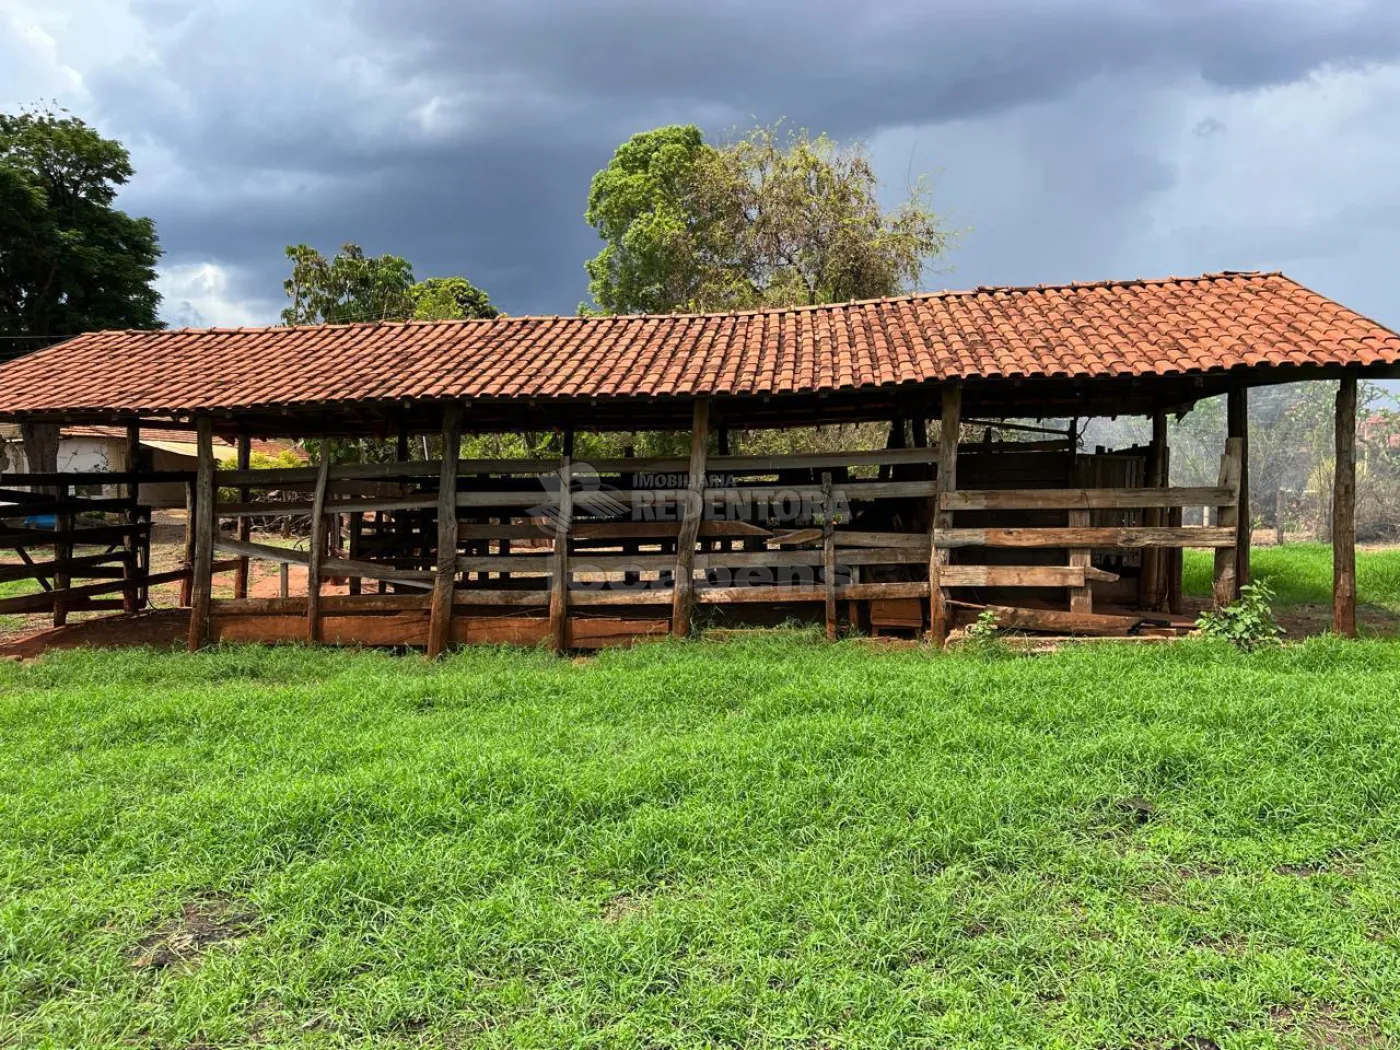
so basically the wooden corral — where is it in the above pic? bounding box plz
[1,272,1397,650]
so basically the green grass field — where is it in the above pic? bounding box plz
[1183,544,1400,614]
[4,633,1400,1048]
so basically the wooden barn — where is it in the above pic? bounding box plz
[1,271,1397,652]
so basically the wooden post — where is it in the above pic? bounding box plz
[1140,410,1167,610]
[1067,509,1093,614]
[180,479,197,606]
[233,433,252,599]
[53,481,72,627]
[548,452,573,652]
[427,403,462,657]
[1211,436,1244,609]
[123,423,142,614]
[1165,447,1183,615]
[1228,387,1250,594]
[348,512,364,596]
[279,563,289,599]
[672,398,710,639]
[304,443,332,645]
[928,385,961,644]
[1275,488,1286,547]
[821,471,837,641]
[1333,375,1357,637]
[186,416,216,651]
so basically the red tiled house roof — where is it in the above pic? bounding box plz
[0,272,1395,433]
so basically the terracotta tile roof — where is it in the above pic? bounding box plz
[0,272,1394,418]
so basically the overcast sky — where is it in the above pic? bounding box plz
[4,0,1400,333]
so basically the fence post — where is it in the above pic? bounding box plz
[427,403,462,657]
[928,384,961,644]
[671,399,710,639]
[233,433,251,599]
[1333,375,1357,637]
[186,416,216,650]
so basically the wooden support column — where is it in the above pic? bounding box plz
[1141,410,1168,611]
[53,481,72,627]
[123,423,141,613]
[1333,375,1357,637]
[427,403,462,657]
[180,478,197,606]
[1228,387,1249,594]
[233,433,252,599]
[672,398,710,639]
[1165,446,1183,615]
[186,416,216,651]
[548,447,574,653]
[1211,436,1244,609]
[304,442,332,645]
[928,385,961,644]
[821,471,837,641]
[1067,509,1093,614]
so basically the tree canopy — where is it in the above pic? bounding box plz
[584,123,953,314]
[0,106,162,345]
[281,244,499,324]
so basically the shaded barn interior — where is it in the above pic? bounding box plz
[1,272,1396,651]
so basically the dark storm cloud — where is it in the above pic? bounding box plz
[57,0,1400,320]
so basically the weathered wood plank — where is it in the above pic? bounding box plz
[672,399,710,639]
[695,581,931,604]
[1067,509,1093,614]
[929,385,961,644]
[940,565,1088,588]
[948,601,1163,636]
[233,434,251,599]
[428,403,462,657]
[1229,387,1250,593]
[304,446,332,645]
[1334,375,1357,637]
[1211,437,1243,609]
[569,617,669,649]
[548,453,572,653]
[941,487,1235,511]
[932,526,1237,548]
[186,417,216,651]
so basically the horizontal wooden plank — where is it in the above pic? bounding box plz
[947,600,1167,636]
[695,581,930,604]
[0,522,147,547]
[941,487,1236,511]
[695,548,926,569]
[211,594,433,615]
[0,497,133,516]
[0,470,191,486]
[215,496,438,517]
[568,617,669,649]
[456,520,772,541]
[0,561,214,614]
[453,589,552,607]
[708,447,937,471]
[939,565,1086,588]
[934,526,1238,549]
[0,551,128,583]
[705,480,936,502]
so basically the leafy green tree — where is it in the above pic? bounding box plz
[0,106,161,343]
[281,243,415,325]
[408,276,499,320]
[584,122,953,314]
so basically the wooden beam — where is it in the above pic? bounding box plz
[186,416,216,651]
[695,581,931,604]
[948,601,1163,636]
[1333,375,1357,637]
[1141,410,1167,610]
[305,443,332,645]
[548,452,573,652]
[123,422,141,614]
[940,565,1091,588]
[1211,436,1244,608]
[428,403,463,657]
[1228,387,1249,594]
[821,472,837,641]
[671,398,710,639]
[929,385,961,644]
[932,526,1237,548]
[1067,509,1093,614]
[941,486,1235,511]
[233,433,252,599]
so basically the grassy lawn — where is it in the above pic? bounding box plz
[4,637,1400,1047]
[1183,543,1400,614]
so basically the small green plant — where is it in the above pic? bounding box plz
[1196,580,1285,651]
[962,608,1006,656]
